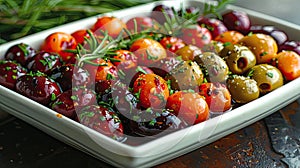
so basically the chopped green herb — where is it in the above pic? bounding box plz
[260,51,268,57]
[51,93,57,101]
[266,72,273,78]
[71,95,78,100]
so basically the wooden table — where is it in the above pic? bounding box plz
[0,99,299,168]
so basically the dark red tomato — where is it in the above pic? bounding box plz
[15,74,62,106]
[199,82,231,112]
[51,87,97,120]
[166,91,209,125]
[250,25,288,46]
[49,64,91,91]
[126,17,156,33]
[4,43,36,66]
[279,40,300,55]
[197,17,228,39]
[133,73,169,109]
[91,16,127,38]
[159,36,186,54]
[78,105,124,137]
[83,58,118,82]
[222,10,251,34]
[27,51,63,75]
[0,60,27,90]
[71,29,91,44]
[149,56,182,78]
[112,50,137,70]
[130,38,167,66]
[120,66,153,87]
[151,4,174,24]
[179,25,212,48]
[40,32,77,63]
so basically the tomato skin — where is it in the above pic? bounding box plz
[130,38,167,66]
[91,16,126,38]
[199,82,231,112]
[179,25,212,48]
[113,50,137,70]
[214,30,244,44]
[40,32,77,63]
[126,17,156,33]
[166,91,209,125]
[71,29,90,44]
[238,33,278,64]
[133,73,169,109]
[83,59,118,82]
[159,36,186,54]
[275,51,300,81]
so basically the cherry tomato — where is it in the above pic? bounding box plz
[199,82,231,112]
[71,29,91,44]
[40,32,77,63]
[166,91,209,125]
[113,50,137,70]
[179,25,212,48]
[91,16,126,38]
[133,73,169,109]
[214,30,244,44]
[130,38,167,66]
[159,36,186,54]
[275,51,300,81]
[0,60,27,90]
[238,33,278,64]
[126,16,156,33]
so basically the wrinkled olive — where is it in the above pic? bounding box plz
[227,75,259,104]
[219,43,256,75]
[194,52,229,83]
[165,60,203,91]
[248,64,283,94]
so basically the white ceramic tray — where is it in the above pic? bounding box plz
[1,0,300,167]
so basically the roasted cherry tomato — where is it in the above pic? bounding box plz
[133,73,169,109]
[166,91,209,125]
[199,82,231,112]
[16,73,62,106]
[179,25,212,48]
[130,38,167,66]
[40,32,77,63]
[71,29,91,44]
[159,36,186,54]
[78,105,124,138]
[4,43,36,66]
[126,16,156,33]
[112,50,137,70]
[214,30,244,44]
[27,51,63,75]
[0,60,27,90]
[275,50,300,81]
[91,16,126,38]
[238,33,278,64]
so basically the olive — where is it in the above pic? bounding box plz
[194,52,229,83]
[227,75,259,104]
[248,64,283,94]
[165,60,203,91]
[175,45,202,61]
[222,10,251,35]
[202,41,224,54]
[219,43,256,75]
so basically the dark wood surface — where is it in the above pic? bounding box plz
[1,99,299,168]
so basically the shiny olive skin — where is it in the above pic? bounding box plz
[165,60,203,91]
[227,75,259,104]
[219,43,256,75]
[194,52,229,83]
[248,64,283,94]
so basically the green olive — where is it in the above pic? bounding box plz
[202,40,224,54]
[194,52,229,83]
[219,43,256,75]
[165,60,203,91]
[248,64,283,94]
[227,75,260,104]
[175,45,202,61]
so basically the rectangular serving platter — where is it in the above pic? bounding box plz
[1,0,300,167]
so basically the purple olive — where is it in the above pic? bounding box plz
[250,25,288,46]
[279,40,300,55]
[151,4,174,24]
[222,10,251,35]
[197,17,228,39]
